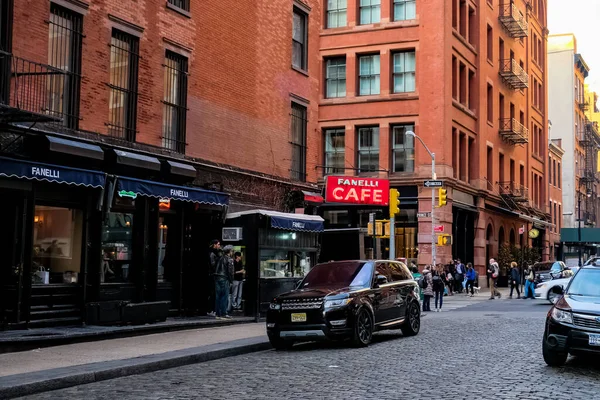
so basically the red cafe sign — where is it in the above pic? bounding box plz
[325,176,390,205]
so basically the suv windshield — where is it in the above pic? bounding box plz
[299,262,373,290]
[567,269,600,297]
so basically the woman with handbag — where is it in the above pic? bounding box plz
[523,264,536,299]
[487,258,502,300]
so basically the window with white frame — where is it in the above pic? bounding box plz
[392,51,416,93]
[357,127,379,173]
[292,8,308,71]
[358,54,380,96]
[325,58,346,98]
[324,128,345,175]
[327,0,347,28]
[393,0,416,21]
[359,0,380,25]
[392,125,415,172]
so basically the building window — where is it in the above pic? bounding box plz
[557,163,561,188]
[47,4,83,129]
[393,0,416,21]
[357,127,379,173]
[324,128,345,174]
[487,84,493,123]
[487,25,493,62]
[167,0,190,12]
[359,0,380,25]
[291,103,307,181]
[325,58,346,98]
[358,54,380,95]
[108,29,139,141]
[162,51,188,153]
[327,0,347,28]
[392,51,416,93]
[392,125,414,173]
[292,8,308,71]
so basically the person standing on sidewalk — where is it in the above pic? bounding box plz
[432,269,445,312]
[214,245,234,319]
[465,263,476,297]
[206,240,222,317]
[509,261,521,299]
[231,252,245,310]
[523,264,536,299]
[455,259,465,294]
[487,258,502,300]
[422,265,433,312]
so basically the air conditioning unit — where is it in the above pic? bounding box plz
[222,227,243,241]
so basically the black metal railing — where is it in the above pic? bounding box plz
[290,103,307,182]
[499,117,529,144]
[0,50,67,124]
[498,2,528,38]
[161,51,188,154]
[499,58,529,89]
[498,181,529,202]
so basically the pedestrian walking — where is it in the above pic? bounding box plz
[523,264,536,299]
[455,259,465,293]
[231,252,245,310]
[509,261,521,299]
[432,269,445,312]
[465,262,476,297]
[206,239,222,317]
[422,265,434,312]
[487,258,502,300]
[214,245,234,319]
[445,266,454,296]
[411,265,424,303]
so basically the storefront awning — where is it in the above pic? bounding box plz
[227,209,324,232]
[163,160,197,178]
[46,135,105,160]
[0,156,106,188]
[560,228,600,243]
[114,150,161,171]
[302,190,324,204]
[115,176,229,206]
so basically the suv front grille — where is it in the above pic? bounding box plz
[573,314,600,330]
[281,298,324,310]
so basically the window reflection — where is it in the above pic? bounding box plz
[101,212,133,283]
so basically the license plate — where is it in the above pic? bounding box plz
[291,313,306,323]
[589,333,600,346]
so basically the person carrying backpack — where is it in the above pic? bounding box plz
[487,258,502,300]
[422,265,433,312]
[432,269,445,312]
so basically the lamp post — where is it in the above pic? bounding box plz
[405,131,436,266]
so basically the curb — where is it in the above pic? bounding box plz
[0,336,271,399]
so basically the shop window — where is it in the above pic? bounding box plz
[357,126,380,173]
[323,209,350,226]
[157,215,169,283]
[392,124,415,172]
[324,128,345,174]
[32,206,83,284]
[392,51,416,93]
[327,0,347,28]
[101,211,134,284]
[393,0,416,21]
[359,0,380,24]
[260,250,313,278]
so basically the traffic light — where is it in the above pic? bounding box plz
[438,188,447,207]
[389,189,400,217]
[437,234,452,246]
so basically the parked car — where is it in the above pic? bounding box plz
[266,260,421,349]
[533,261,571,283]
[535,275,573,304]
[583,256,600,267]
[542,265,600,366]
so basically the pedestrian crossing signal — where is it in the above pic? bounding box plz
[437,234,452,246]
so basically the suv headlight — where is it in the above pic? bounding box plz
[551,307,573,324]
[324,298,351,309]
[269,302,281,310]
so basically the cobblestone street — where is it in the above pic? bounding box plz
[19,300,600,400]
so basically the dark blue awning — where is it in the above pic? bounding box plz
[0,157,106,188]
[270,215,324,232]
[115,176,229,206]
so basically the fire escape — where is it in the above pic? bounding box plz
[498,181,529,211]
[499,117,529,145]
[579,121,599,227]
[498,1,529,39]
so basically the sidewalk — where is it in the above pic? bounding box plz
[0,323,269,399]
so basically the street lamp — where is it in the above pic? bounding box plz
[405,131,437,266]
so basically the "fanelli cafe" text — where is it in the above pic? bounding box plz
[325,176,390,206]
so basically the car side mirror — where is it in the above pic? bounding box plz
[376,275,388,285]
[551,286,565,296]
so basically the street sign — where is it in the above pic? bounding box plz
[417,212,432,218]
[424,180,444,188]
[434,225,444,233]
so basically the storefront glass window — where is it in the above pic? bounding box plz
[32,206,83,285]
[260,250,314,279]
[158,216,168,283]
[101,212,134,283]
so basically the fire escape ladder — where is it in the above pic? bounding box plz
[498,1,528,38]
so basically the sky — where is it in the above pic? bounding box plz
[548,0,600,96]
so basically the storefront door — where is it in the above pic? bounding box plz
[0,192,28,325]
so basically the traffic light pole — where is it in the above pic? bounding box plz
[389,215,395,260]
[431,153,436,267]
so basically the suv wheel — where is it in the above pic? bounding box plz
[401,301,421,336]
[542,334,568,366]
[352,308,373,347]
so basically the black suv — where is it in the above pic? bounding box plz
[266,260,421,349]
[542,265,600,366]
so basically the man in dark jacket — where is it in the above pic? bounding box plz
[509,261,521,299]
[206,240,222,316]
[214,245,234,319]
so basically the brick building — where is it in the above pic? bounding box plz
[0,0,324,327]
[317,0,553,279]
[548,139,563,260]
